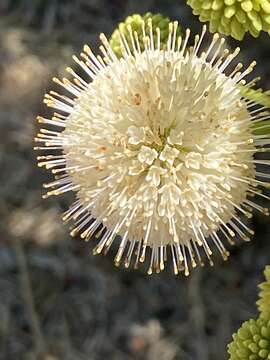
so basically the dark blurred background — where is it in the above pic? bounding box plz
[0,1,270,359]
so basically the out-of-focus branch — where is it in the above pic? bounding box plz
[188,268,209,360]
[13,238,47,360]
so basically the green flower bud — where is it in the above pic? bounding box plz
[241,87,270,109]
[241,87,270,135]
[228,315,270,360]
[109,12,182,58]
[257,266,270,318]
[187,0,270,40]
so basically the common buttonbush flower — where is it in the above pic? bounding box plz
[228,316,270,360]
[187,0,270,40]
[35,22,270,275]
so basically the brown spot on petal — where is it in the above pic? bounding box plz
[133,93,141,105]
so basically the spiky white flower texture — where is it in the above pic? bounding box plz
[35,21,270,276]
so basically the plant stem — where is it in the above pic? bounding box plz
[14,238,47,360]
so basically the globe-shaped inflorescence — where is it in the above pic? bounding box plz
[109,12,182,58]
[187,0,270,40]
[35,21,270,275]
[257,265,270,318]
[228,316,270,360]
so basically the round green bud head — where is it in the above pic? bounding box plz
[257,266,270,318]
[109,12,182,58]
[242,87,270,135]
[187,0,270,40]
[241,87,270,109]
[228,315,270,360]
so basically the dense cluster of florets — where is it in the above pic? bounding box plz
[187,0,270,40]
[228,316,270,360]
[110,13,182,57]
[35,21,270,275]
[257,266,270,317]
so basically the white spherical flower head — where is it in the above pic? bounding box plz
[36,22,270,276]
